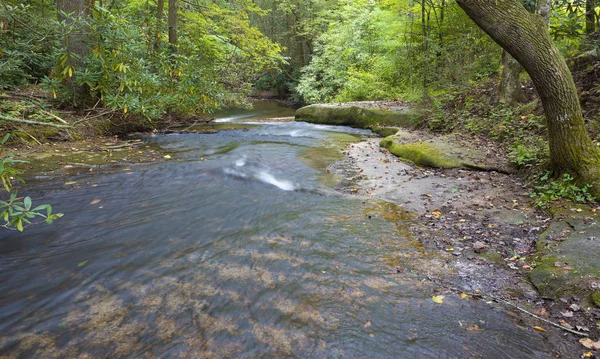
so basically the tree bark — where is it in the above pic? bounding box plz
[586,0,596,36]
[456,0,600,196]
[154,0,164,51]
[168,0,177,54]
[498,51,522,106]
[56,0,94,109]
[497,0,550,106]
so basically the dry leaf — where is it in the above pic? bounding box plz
[533,326,546,332]
[90,199,101,205]
[559,320,573,329]
[64,181,77,185]
[466,324,482,332]
[369,333,375,338]
[425,194,433,198]
[364,321,372,328]
[579,338,600,350]
[582,352,593,358]
[532,308,548,317]
[460,293,471,299]
[164,155,172,159]
[432,295,444,304]
[432,210,442,217]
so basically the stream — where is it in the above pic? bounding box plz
[0,102,551,358]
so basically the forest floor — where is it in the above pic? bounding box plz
[329,131,600,358]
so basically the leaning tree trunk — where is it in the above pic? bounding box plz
[56,0,94,109]
[497,0,550,106]
[456,0,600,196]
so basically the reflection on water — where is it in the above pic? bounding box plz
[0,104,549,358]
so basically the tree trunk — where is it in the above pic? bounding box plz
[498,51,522,106]
[497,0,550,106]
[586,0,596,36]
[168,0,177,55]
[154,0,164,51]
[56,0,94,109]
[456,0,600,196]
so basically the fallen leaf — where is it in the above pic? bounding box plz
[369,333,375,338]
[533,326,546,332]
[78,260,89,267]
[445,248,454,252]
[164,155,172,159]
[466,324,482,332]
[364,321,372,328]
[561,311,574,318]
[432,295,444,304]
[90,199,101,205]
[64,181,77,185]
[582,351,593,358]
[559,320,573,329]
[425,194,433,198]
[460,293,471,299]
[122,168,131,171]
[579,338,600,350]
[532,308,548,317]
[91,184,98,187]
[432,210,442,217]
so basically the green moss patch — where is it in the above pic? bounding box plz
[371,126,399,137]
[380,139,461,169]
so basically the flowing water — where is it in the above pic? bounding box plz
[0,103,551,358]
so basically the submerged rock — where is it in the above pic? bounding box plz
[295,103,422,129]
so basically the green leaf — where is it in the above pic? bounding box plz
[16,218,23,232]
[0,133,9,145]
[24,197,31,210]
[78,260,89,267]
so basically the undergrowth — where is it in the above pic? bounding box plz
[425,81,599,208]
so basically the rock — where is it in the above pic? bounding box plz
[295,103,422,129]
[473,241,487,253]
[592,291,600,308]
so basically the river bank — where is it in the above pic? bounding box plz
[328,129,600,358]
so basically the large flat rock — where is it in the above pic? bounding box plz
[529,207,600,306]
[379,130,513,172]
[295,102,422,129]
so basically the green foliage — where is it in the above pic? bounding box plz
[43,2,283,118]
[531,172,597,208]
[0,3,60,89]
[1,134,62,232]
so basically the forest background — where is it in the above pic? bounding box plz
[1,0,600,229]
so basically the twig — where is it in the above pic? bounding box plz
[0,115,73,128]
[39,110,69,124]
[22,131,42,145]
[487,294,590,337]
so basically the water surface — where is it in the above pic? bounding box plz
[0,103,550,358]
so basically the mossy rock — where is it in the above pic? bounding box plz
[372,126,399,137]
[295,104,422,129]
[379,138,462,169]
[529,218,600,300]
[591,291,600,308]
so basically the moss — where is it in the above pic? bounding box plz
[479,251,505,265]
[372,126,399,137]
[591,291,600,308]
[295,104,422,129]
[380,139,461,168]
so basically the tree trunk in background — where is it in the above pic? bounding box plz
[586,0,596,36]
[497,0,550,106]
[56,0,94,109]
[154,0,164,51]
[498,51,522,106]
[456,0,600,196]
[168,0,177,54]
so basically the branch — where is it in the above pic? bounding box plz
[0,115,73,128]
